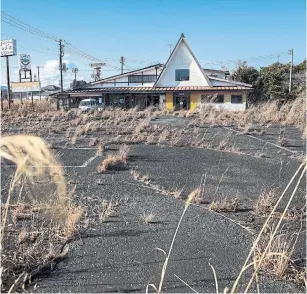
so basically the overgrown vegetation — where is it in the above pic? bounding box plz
[97,144,130,172]
[0,135,82,292]
[230,60,306,102]
[1,93,305,292]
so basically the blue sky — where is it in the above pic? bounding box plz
[1,0,305,87]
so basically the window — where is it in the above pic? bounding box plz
[213,95,224,103]
[128,75,156,83]
[143,75,157,82]
[201,94,224,103]
[231,95,242,104]
[175,69,190,81]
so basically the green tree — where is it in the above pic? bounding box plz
[230,61,260,86]
[259,62,290,100]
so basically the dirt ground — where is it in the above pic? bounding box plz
[1,113,306,293]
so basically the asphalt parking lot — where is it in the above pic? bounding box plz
[1,117,306,293]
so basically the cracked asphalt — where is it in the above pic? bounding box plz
[2,118,305,293]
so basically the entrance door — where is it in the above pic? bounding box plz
[173,93,190,110]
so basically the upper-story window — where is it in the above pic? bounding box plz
[128,75,156,83]
[175,69,190,81]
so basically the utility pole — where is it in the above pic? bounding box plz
[58,39,64,110]
[288,49,294,94]
[37,66,42,100]
[120,56,124,74]
[72,68,78,88]
[6,56,11,109]
[59,39,64,92]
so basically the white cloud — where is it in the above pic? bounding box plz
[40,59,87,88]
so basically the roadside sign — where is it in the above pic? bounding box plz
[11,82,41,93]
[19,54,31,70]
[1,39,17,57]
[89,63,106,67]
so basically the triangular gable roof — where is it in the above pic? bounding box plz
[154,33,212,87]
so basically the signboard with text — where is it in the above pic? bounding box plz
[11,82,41,93]
[19,54,31,70]
[0,39,17,57]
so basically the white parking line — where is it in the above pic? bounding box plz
[64,147,97,150]
[81,155,99,167]
[223,126,299,154]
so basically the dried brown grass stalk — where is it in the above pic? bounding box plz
[97,144,130,172]
[254,189,278,215]
[209,195,240,212]
[0,135,82,291]
[230,162,306,293]
[0,135,67,240]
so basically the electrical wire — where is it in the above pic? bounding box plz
[2,11,58,41]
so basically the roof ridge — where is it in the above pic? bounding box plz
[154,34,212,87]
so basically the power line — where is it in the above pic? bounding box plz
[65,43,121,70]
[2,11,58,41]
[1,11,122,73]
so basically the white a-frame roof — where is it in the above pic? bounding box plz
[154,33,212,87]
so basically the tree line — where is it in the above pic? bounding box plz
[230,60,306,103]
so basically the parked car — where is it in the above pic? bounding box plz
[78,98,99,112]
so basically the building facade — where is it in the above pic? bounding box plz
[56,34,252,110]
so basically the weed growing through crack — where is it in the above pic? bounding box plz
[254,189,278,215]
[99,200,115,222]
[96,141,105,156]
[131,168,150,185]
[253,223,300,279]
[97,144,130,172]
[209,195,240,212]
[141,212,155,224]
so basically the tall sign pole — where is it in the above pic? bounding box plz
[1,39,17,110]
[5,56,11,109]
[37,66,42,100]
[59,39,64,92]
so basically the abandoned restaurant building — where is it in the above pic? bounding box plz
[56,34,253,110]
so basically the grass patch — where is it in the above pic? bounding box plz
[97,144,130,172]
[209,195,240,212]
[254,189,278,215]
[141,212,155,224]
[0,135,82,292]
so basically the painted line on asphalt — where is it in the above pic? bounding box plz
[223,126,299,154]
[63,147,97,150]
[3,165,82,168]
[81,154,98,167]
[3,154,101,169]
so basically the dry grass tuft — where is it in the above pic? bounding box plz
[141,212,155,224]
[96,141,105,156]
[254,189,278,215]
[278,137,290,147]
[0,135,82,292]
[209,195,240,212]
[99,200,115,222]
[253,225,300,280]
[131,169,150,185]
[97,144,130,172]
